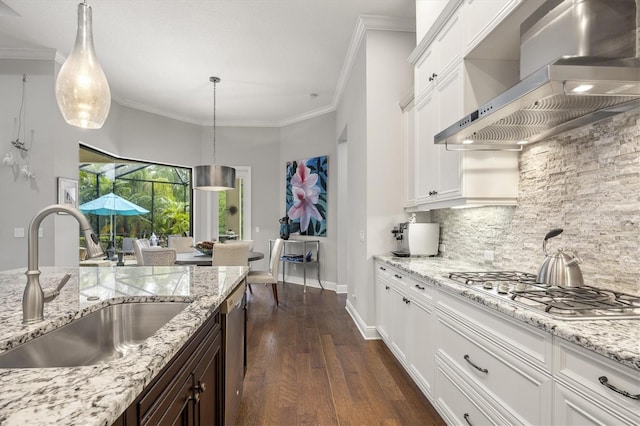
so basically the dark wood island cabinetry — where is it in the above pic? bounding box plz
[115,310,223,426]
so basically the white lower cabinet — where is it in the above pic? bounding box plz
[435,353,509,425]
[407,289,436,398]
[436,301,552,425]
[552,339,640,425]
[375,262,435,396]
[373,260,639,425]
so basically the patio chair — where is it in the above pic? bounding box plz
[133,239,150,265]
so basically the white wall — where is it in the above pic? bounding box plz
[336,30,415,328]
[0,56,203,270]
[210,126,281,270]
[280,112,337,288]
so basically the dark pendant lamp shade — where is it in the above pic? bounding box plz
[193,76,236,191]
[193,164,236,191]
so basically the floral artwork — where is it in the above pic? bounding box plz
[286,156,327,237]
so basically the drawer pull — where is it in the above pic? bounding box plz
[463,413,472,426]
[379,266,386,271]
[464,355,488,373]
[415,284,425,290]
[385,285,390,290]
[598,376,640,400]
[394,274,402,279]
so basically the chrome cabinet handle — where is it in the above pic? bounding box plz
[599,376,640,400]
[463,413,472,426]
[464,354,488,373]
[415,284,425,290]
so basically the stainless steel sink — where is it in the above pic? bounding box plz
[0,302,190,368]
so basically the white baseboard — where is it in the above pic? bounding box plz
[345,299,380,340]
[280,275,346,293]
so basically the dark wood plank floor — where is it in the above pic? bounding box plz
[236,282,445,426]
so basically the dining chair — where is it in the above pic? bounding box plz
[168,236,194,253]
[223,239,255,251]
[133,239,150,265]
[246,238,284,305]
[141,247,177,266]
[212,242,250,266]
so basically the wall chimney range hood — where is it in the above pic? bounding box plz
[435,0,640,150]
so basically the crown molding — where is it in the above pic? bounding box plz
[0,47,56,61]
[0,14,416,130]
[332,15,416,111]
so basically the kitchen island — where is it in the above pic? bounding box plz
[0,265,247,425]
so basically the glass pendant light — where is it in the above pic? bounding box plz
[55,1,111,129]
[193,77,236,191]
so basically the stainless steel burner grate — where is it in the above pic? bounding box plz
[447,271,640,320]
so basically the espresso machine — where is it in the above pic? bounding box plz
[391,222,439,257]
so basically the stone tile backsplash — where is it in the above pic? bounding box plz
[429,109,640,295]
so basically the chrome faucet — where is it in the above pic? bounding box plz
[23,204,104,324]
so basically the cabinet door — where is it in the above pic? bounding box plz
[403,102,416,207]
[193,331,222,426]
[388,285,409,365]
[436,11,462,76]
[463,0,512,53]
[415,89,438,202]
[407,297,435,398]
[415,45,437,96]
[435,64,463,200]
[375,265,393,343]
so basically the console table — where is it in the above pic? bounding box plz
[271,239,323,293]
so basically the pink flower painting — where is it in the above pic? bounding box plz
[285,156,327,236]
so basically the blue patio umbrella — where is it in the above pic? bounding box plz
[79,192,149,241]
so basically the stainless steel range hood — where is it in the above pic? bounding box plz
[435,0,640,150]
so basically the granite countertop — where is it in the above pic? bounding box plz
[375,256,640,372]
[0,265,248,425]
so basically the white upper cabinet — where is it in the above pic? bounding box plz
[408,0,524,210]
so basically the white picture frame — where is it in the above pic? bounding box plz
[57,177,78,209]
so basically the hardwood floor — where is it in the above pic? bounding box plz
[236,282,445,426]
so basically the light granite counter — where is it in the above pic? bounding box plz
[0,265,248,425]
[375,256,640,372]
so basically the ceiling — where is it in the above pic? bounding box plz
[0,0,415,127]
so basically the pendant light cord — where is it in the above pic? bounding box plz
[211,76,220,164]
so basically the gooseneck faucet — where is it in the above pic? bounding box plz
[23,204,104,324]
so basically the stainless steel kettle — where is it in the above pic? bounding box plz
[536,228,584,287]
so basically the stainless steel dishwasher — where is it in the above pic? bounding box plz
[221,282,246,425]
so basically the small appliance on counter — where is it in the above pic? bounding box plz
[391,222,439,257]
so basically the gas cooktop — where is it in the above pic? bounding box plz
[447,271,640,320]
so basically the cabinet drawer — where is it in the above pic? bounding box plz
[437,289,552,370]
[553,339,640,422]
[435,358,504,426]
[437,313,552,425]
[553,381,638,426]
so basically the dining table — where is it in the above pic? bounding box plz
[174,251,265,266]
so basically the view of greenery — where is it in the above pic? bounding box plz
[79,148,192,248]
